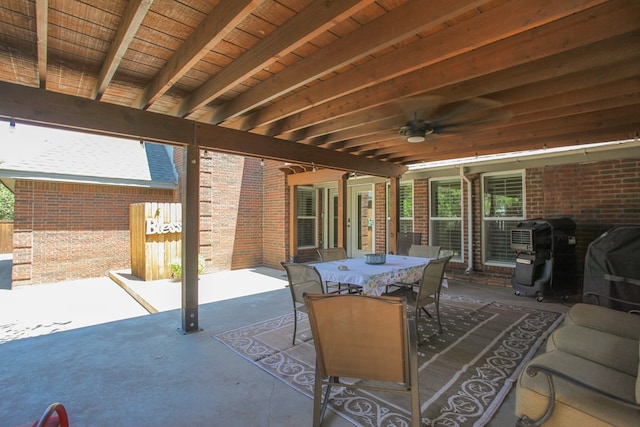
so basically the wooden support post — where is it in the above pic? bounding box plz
[180,139,201,334]
[389,177,400,254]
[337,174,348,250]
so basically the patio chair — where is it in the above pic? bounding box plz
[15,402,69,427]
[408,244,441,259]
[281,262,326,345]
[303,293,420,427]
[396,232,422,256]
[317,247,347,262]
[401,256,452,338]
[316,247,361,294]
[384,244,441,295]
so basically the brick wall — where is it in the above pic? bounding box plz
[12,180,175,286]
[529,158,640,286]
[196,153,264,270]
[262,159,287,268]
[14,150,636,287]
[433,158,640,287]
[374,183,386,253]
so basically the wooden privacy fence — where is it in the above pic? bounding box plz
[0,221,13,253]
[130,203,181,281]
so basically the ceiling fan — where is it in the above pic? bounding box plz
[395,96,512,143]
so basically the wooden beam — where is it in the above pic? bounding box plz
[212,0,491,123]
[35,0,48,89]
[134,0,259,109]
[348,76,640,156]
[0,82,407,177]
[91,0,153,99]
[174,0,373,118]
[272,1,639,135]
[194,123,407,177]
[286,169,347,186]
[180,140,201,333]
[395,124,639,164]
[388,106,640,157]
[92,0,153,100]
[234,0,609,132]
[389,177,399,254]
[303,48,640,149]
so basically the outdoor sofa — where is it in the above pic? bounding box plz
[515,302,640,426]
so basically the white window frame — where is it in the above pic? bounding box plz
[399,180,415,233]
[481,170,525,266]
[429,177,463,261]
[296,186,317,249]
[386,180,414,252]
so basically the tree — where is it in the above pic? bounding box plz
[0,183,14,220]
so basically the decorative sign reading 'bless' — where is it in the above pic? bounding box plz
[145,218,182,235]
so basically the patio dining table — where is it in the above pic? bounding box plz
[313,254,432,296]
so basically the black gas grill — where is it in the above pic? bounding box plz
[511,218,578,301]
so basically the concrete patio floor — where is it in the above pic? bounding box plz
[0,263,573,426]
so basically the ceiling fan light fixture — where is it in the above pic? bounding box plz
[404,127,426,143]
[406,134,425,143]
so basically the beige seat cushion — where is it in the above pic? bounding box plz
[516,350,638,426]
[546,324,639,376]
[563,303,640,340]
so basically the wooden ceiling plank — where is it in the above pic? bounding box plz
[237,0,609,132]
[343,70,640,152]
[355,89,640,157]
[273,0,639,136]
[35,0,48,88]
[172,0,374,118]
[467,58,640,108]
[0,81,406,178]
[133,0,261,109]
[92,0,153,100]
[209,0,493,124]
[382,107,640,161]
[396,123,640,164]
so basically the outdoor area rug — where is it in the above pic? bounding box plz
[214,295,564,426]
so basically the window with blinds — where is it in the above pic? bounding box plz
[429,179,462,260]
[297,186,316,248]
[399,181,414,232]
[482,172,524,264]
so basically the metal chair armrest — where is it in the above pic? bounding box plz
[516,363,640,427]
[583,292,640,311]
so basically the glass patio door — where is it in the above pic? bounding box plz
[349,185,374,258]
[326,189,339,249]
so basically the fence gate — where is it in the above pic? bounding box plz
[0,221,13,254]
[130,203,182,281]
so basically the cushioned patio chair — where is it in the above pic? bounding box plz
[281,262,325,345]
[303,293,420,426]
[316,247,361,294]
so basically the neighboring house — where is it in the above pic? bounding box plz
[0,126,178,286]
[2,124,639,290]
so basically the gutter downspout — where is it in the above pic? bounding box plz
[460,166,472,274]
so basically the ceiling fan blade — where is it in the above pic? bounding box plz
[434,108,513,130]
[391,95,444,119]
[428,97,504,125]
